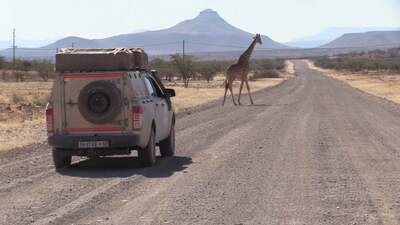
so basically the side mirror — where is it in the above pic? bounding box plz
[151,70,158,77]
[164,88,176,98]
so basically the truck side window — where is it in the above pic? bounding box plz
[144,77,156,97]
[148,77,164,97]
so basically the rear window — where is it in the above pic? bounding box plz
[144,77,156,97]
[130,71,147,98]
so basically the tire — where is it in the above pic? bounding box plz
[78,80,122,124]
[52,148,72,169]
[159,123,175,157]
[138,128,156,167]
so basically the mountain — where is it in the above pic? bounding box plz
[286,27,400,48]
[42,9,288,54]
[321,30,400,48]
[44,36,101,49]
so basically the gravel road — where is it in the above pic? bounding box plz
[1,60,400,225]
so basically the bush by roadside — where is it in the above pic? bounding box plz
[0,58,56,82]
[313,48,400,73]
[251,59,285,79]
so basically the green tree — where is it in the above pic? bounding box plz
[0,56,5,69]
[35,60,54,81]
[150,58,175,81]
[170,54,196,87]
[196,61,222,83]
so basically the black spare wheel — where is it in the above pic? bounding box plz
[78,81,122,124]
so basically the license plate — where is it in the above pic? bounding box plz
[78,141,109,149]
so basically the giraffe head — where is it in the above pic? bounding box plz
[254,34,263,45]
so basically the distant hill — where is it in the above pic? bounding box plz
[44,36,101,49]
[321,30,400,48]
[286,27,399,48]
[1,9,289,59]
[0,37,60,50]
[43,9,288,54]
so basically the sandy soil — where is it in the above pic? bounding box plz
[305,60,400,104]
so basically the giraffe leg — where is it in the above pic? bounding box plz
[222,80,228,106]
[228,83,237,105]
[238,81,244,105]
[245,80,254,104]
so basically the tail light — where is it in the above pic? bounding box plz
[45,107,54,135]
[132,105,144,132]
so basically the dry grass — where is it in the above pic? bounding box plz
[0,81,53,151]
[305,60,400,104]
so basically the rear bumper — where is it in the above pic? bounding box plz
[48,133,141,150]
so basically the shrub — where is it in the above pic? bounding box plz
[251,59,284,79]
[32,94,48,107]
[0,56,5,69]
[1,70,7,80]
[253,69,280,79]
[313,50,400,73]
[196,60,227,82]
[12,93,25,104]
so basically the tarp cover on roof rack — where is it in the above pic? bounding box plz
[56,48,148,72]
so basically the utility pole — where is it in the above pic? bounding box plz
[182,40,185,61]
[182,40,186,86]
[12,28,16,72]
[182,40,185,67]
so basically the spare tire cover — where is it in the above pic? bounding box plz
[78,81,122,124]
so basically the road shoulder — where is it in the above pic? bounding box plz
[304,59,400,104]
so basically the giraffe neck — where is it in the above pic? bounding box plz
[238,38,257,64]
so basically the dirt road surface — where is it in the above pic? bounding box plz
[1,61,400,225]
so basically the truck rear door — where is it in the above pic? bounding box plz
[61,72,129,134]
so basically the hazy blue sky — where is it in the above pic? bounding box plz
[1,0,399,43]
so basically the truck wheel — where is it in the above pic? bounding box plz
[52,148,72,169]
[159,123,175,157]
[138,128,156,167]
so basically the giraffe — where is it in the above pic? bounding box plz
[222,34,263,106]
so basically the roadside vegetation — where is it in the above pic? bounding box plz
[1,55,288,84]
[309,47,400,105]
[150,56,286,85]
[0,56,55,81]
[313,48,400,73]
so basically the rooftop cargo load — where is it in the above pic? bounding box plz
[55,48,148,72]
